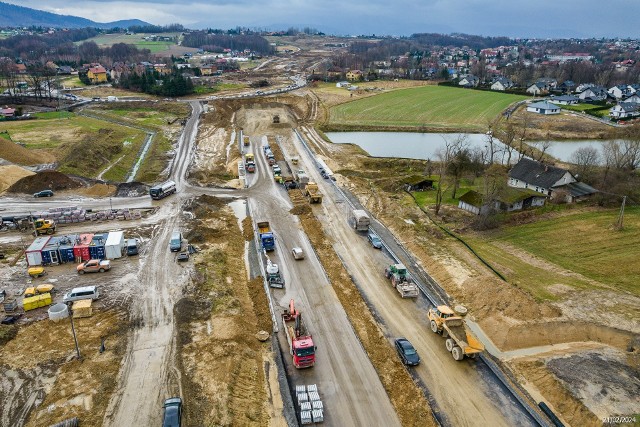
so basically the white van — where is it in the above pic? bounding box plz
[63,285,100,303]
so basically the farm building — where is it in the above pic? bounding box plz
[403,176,434,192]
[458,189,546,215]
[25,236,52,266]
[105,231,125,259]
[526,101,560,115]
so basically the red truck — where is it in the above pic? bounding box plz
[282,299,316,368]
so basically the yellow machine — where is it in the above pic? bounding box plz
[24,284,55,298]
[27,266,46,278]
[427,305,484,361]
[34,219,56,235]
[23,293,52,311]
[304,182,323,204]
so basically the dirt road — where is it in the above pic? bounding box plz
[287,129,538,426]
[246,136,402,427]
[102,102,203,426]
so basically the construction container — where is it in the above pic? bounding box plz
[58,235,78,263]
[105,231,125,259]
[89,234,107,260]
[23,293,52,311]
[3,298,18,312]
[72,299,93,318]
[25,236,52,266]
[73,234,94,261]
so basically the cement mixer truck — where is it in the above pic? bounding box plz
[265,257,284,289]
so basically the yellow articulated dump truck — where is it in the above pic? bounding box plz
[427,305,484,361]
[304,182,322,204]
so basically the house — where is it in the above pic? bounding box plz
[403,176,434,192]
[491,77,514,91]
[14,63,26,74]
[526,101,561,115]
[578,86,608,102]
[624,93,640,104]
[609,102,640,119]
[627,84,640,95]
[558,80,576,93]
[526,82,547,96]
[1,106,15,117]
[153,63,171,75]
[553,181,598,203]
[457,189,546,215]
[608,85,632,100]
[346,70,363,81]
[200,65,217,75]
[509,158,575,196]
[57,65,73,75]
[575,83,595,93]
[458,74,479,88]
[87,65,108,83]
[550,94,579,105]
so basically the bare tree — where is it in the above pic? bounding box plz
[570,146,600,182]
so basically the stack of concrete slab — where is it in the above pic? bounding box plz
[297,384,323,424]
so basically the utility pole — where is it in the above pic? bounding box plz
[67,303,81,359]
[616,195,627,230]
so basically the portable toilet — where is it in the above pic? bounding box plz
[58,235,78,263]
[41,236,63,265]
[25,236,52,266]
[105,231,125,259]
[89,234,107,260]
[73,234,94,261]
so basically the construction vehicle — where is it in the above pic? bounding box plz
[384,263,419,298]
[149,180,177,200]
[265,149,276,165]
[304,182,323,203]
[34,218,56,235]
[350,209,370,231]
[257,221,276,251]
[293,169,309,185]
[291,156,299,165]
[245,153,256,173]
[27,266,46,278]
[282,299,316,368]
[427,305,484,361]
[266,258,284,288]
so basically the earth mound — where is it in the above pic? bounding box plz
[8,170,81,194]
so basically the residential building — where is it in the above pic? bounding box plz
[1,106,16,117]
[578,86,608,102]
[87,65,107,83]
[457,189,546,215]
[526,82,547,96]
[346,70,363,81]
[608,85,632,99]
[526,101,561,115]
[550,95,579,105]
[609,102,640,119]
[491,77,514,91]
[459,75,479,87]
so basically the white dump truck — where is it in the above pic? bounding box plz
[350,209,370,231]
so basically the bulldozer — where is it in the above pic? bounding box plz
[34,219,56,235]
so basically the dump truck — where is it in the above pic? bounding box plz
[384,263,419,298]
[266,259,284,288]
[427,305,484,361]
[293,169,309,185]
[257,221,275,251]
[304,182,322,203]
[282,299,316,368]
[34,219,56,235]
[245,153,256,173]
[350,209,370,231]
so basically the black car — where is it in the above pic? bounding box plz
[367,233,383,249]
[1,314,22,325]
[162,397,182,427]
[395,338,420,366]
[33,190,54,198]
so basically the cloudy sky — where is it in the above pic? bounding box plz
[6,0,640,38]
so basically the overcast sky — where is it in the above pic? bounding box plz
[7,0,640,38]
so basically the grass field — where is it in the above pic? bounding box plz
[77,33,181,53]
[463,207,640,300]
[561,103,610,118]
[1,113,146,181]
[328,85,528,131]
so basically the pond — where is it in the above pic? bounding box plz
[326,132,610,163]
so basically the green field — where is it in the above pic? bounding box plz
[328,85,528,131]
[561,103,610,118]
[461,207,640,300]
[77,33,180,53]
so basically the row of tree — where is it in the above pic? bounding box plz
[115,69,194,97]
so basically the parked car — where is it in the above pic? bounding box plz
[367,233,383,249]
[291,247,305,260]
[395,338,420,366]
[170,231,183,252]
[33,190,54,198]
[162,397,182,427]
[177,252,189,262]
[126,238,139,256]
[77,259,111,274]
[63,285,100,303]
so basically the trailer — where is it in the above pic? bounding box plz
[384,264,419,298]
[350,210,370,231]
[149,180,176,200]
[428,305,484,361]
[25,236,52,266]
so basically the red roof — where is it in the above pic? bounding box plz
[88,66,106,74]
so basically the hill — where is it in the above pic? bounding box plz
[0,2,149,29]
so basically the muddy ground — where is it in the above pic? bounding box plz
[175,195,282,426]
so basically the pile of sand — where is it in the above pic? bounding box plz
[8,170,82,194]
[0,165,35,193]
[0,138,54,165]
